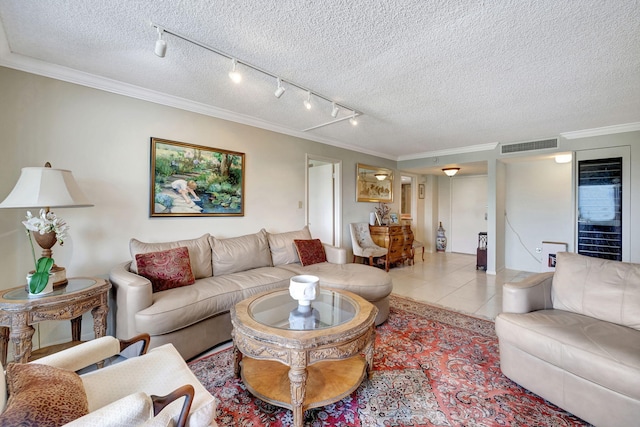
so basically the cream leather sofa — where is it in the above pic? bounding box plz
[110,227,393,360]
[495,252,640,427]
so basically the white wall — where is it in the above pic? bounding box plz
[504,158,573,272]
[0,66,398,349]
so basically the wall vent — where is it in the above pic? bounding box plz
[501,139,558,154]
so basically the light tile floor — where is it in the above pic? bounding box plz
[389,252,535,320]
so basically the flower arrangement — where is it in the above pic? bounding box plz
[22,209,69,293]
[375,203,390,225]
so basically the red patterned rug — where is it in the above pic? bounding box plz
[189,295,591,426]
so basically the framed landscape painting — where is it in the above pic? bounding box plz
[356,163,393,203]
[150,137,245,217]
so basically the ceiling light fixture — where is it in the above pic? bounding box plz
[374,173,388,181]
[228,59,242,83]
[304,91,312,110]
[274,78,286,98]
[349,113,358,126]
[331,102,339,118]
[555,153,572,164]
[442,168,460,177]
[150,22,363,130]
[154,27,167,58]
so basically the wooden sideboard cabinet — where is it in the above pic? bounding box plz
[369,225,414,268]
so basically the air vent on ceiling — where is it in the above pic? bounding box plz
[501,139,558,154]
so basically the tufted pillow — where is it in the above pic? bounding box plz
[135,246,195,293]
[267,226,312,265]
[293,239,327,266]
[0,363,89,427]
[130,234,212,279]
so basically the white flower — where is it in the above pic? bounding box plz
[22,209,70,245]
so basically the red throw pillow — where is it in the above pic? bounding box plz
[293,239,327,266]
[135,246,195,292]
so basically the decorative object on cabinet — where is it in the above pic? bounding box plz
[374,202,390,225]
[436,222,447,252]
[150,137,245,217]
[476,232,487,270]
[0,163,93,289]
[369,225,414,269]
[356,163,393,202]
[389,213,399,224]
[350,223,389,271]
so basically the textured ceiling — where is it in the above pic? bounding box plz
[0,0,639,161]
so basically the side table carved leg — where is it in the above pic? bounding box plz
[232,345,242,378]
[91,304,108,339]
[0,327,9,366]
[289,351,308,427]
[365,328,375,378]
[10,313,35,363]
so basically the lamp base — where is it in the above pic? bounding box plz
[50,266,68,288]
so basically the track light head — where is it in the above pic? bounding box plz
[303,91,312,110]
[274,78,286,98]
[349,113,358,126]
[154,28,167,57]
[228,59,242,83]
[331,102,339,118]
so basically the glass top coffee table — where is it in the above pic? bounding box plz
[230,287,378,427]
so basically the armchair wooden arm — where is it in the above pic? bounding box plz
[119,333,151,356]
[151,384,195,427]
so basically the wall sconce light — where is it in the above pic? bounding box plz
[443,168,460,177]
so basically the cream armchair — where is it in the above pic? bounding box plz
[0,334,217,427]
[350,222,389,271]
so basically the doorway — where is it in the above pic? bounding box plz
[306,155,342,246]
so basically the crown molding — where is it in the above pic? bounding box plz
[561,122,640,139]
[0,35,395,161]
[397,142,499,162]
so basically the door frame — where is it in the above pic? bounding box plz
[306,154,342,247]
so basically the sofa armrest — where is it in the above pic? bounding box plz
[109,261,154,339]
[323,244,347,264]
[502,272,554,314]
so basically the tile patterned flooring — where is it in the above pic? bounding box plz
[389,252,535,320]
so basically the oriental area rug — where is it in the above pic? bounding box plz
[189,295,591,426]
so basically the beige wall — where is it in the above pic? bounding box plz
[0,66,397,348]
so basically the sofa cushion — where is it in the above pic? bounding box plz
[210,229,272,276]
[277,262,393,302]
[135,246,195,293]
[135,267,294,335]
[496,310,640,401]
[293,239,327,266]
[268,226,312,266]
[1,363,89,427]
[552,252,640,330]
[130,234,212,279]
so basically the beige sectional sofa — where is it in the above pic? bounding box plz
[495,252,640,427]
[109,227,393,360]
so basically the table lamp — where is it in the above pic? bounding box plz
[0,162,93,287]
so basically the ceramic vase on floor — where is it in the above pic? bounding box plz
[436,222,447,252]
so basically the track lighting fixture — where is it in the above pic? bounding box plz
[304,91,312,110]
[154,27,167,58]
[150,22,363,130]
[228,59,242,83]
[331,102,339,118]
[274,78,286,98]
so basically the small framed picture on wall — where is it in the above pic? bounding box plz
[419,184,425,199]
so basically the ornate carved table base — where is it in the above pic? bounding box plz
[231,288,377,427]
[0,277,110,365]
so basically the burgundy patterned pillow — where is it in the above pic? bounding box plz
[293,239,327,266]
[135,246,195,292]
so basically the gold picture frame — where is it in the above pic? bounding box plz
[150,137,245,217]
[356,163,393,203]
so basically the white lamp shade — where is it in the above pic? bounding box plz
[0,167,93,208]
